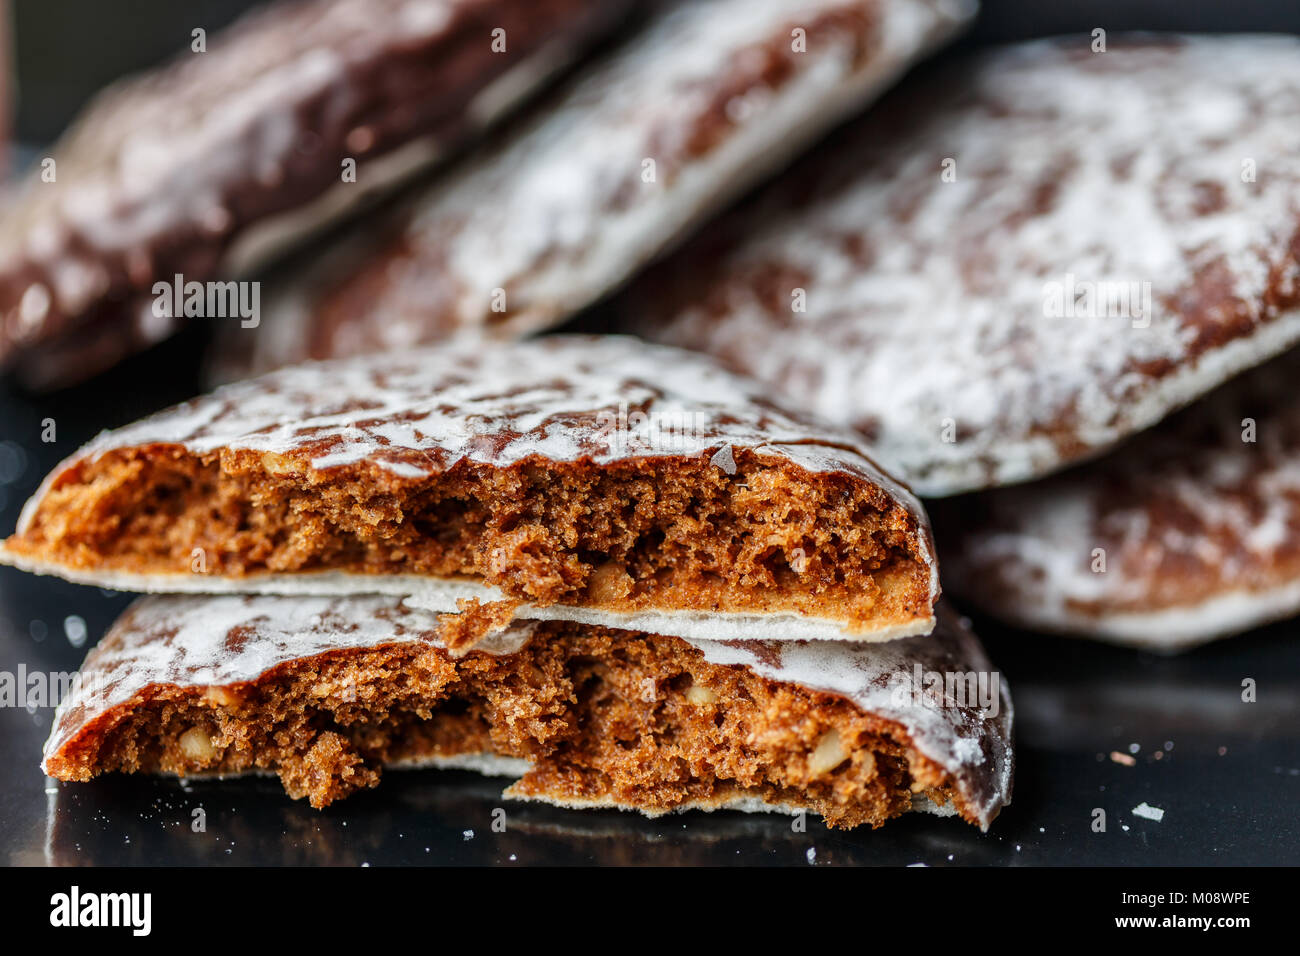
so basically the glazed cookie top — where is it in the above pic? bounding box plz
[215,0,975,377]
[636,35,1300,496]
[45,594,1011,829]
[23,335,926,517]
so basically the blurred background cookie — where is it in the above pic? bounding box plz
[937,351,1300,650]
[0,0,630,389]
[210,0,977,379]
[631,35,1300,496]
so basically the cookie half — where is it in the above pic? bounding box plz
[634,35,1300,495]
[211,0,976,378]
[0,0,627,388]
[937,350,1300,651]
[43,594,1013,830]
[3,336,938,642]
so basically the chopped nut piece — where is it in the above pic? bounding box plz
[685,684,717,706]
[586,563,634,603]
[179,727,217,763]
[203,686,240,708]
[810,729,849,776]
[437,598,521,655]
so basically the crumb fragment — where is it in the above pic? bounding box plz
[436,598,520,655]
[1132,802,1164,822]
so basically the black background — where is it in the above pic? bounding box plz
[1,0,1298,866]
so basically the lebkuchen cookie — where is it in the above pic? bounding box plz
[1,336,938,642]
[0,0,627,390]
[633,35,1300,496]
[211,0,976,379]
[937,350,1300,651]
[43,594,1013,830]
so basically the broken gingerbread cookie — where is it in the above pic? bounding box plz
[44,593,1013,830]
[3,335,937,642]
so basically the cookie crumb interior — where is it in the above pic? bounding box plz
[46,624,966,829]
[11,447,932,630]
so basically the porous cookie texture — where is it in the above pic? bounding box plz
[213,0,975,380]
[0,0,624,388]
[44,594,1013,830]
[635,35,1300,496]
[937,350,1300,650]
[2,336,937,642]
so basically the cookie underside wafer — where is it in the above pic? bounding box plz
[212,0,976,379]
[0,0,627,388]
[43,594,1012,830]
[2,336,938,642]
[634,35,1300,496]
[938,350,1300,650]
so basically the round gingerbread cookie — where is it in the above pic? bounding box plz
[634,35,1300,496]
[937,349,1300,650]
[0,0,627,388]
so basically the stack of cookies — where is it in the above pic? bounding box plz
[2,337,1012,830]
[1,0,1021,832]
[18,1,1300,834]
